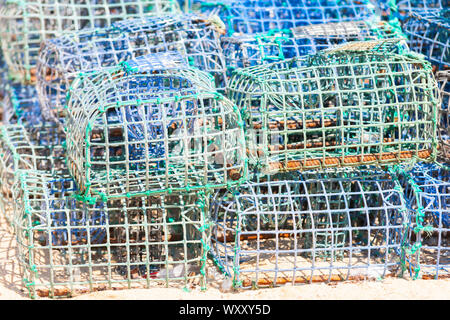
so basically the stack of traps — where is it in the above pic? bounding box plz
[0,0,447,298]
[2,51,245,297]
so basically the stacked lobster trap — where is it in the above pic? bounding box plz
[210,169,409,287]
[0,0,448,299]
[0,0,182,83]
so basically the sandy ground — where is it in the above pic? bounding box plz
[1,214,449,300]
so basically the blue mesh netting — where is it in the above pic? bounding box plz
[194,0,378,35]
[2,83,43,126]
[402,10,449,69]
[398,163,449,279]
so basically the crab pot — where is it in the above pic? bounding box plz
[65,65,246,201]
[0,124,65,227]
[36,15,227,123]
[402,10,449,70]
[0,0,181,83]
[221,20,406,72]
[438,70,450,160]
[210,169,407,288]
[396,0,446,20]
[398,163,449,279]
[13,170,209,299]
[227,41,439,173]
[1,83,43,126]
[193,0,376,35]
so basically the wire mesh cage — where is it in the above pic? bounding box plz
[64,61,247,202]
[396,0,447,19]
[395,163,449,279]
[0,0,182,83]
[193,0,378,35]
[437,70,450,161]
[227,40,439,173]
[0,124,65,227]
[210,169,407,288]
[1,83,43,126]
[13,169,211,298]
[402,10,449,70]
[221,20,407,72]
[36,15,227,123]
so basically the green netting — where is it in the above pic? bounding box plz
[0,124,65,228]
[64,59,247,202]
[0,0,181,83]
[227,40,439,173]
[13,169,211,299]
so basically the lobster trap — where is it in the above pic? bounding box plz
[210,169,407,288]
[13,169,210,298]
[227,41,439,173]
[64,62,246,201]
[194,0,377,35]
[438,70,450,161]
[402,10,449,70]
[1,83,43,126]
[0,124,65,227]
[221,20,406,72]
[0,0,181,83]
[395,163,449,279]
[36,15,227,123]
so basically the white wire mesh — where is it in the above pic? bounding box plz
[402,10,449,70]
[0,0,182,83]
[13,169,210,298]
[0,124,65,227]
[36,15,227,124]
[210,169,407,288]
[64,62,246,201]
